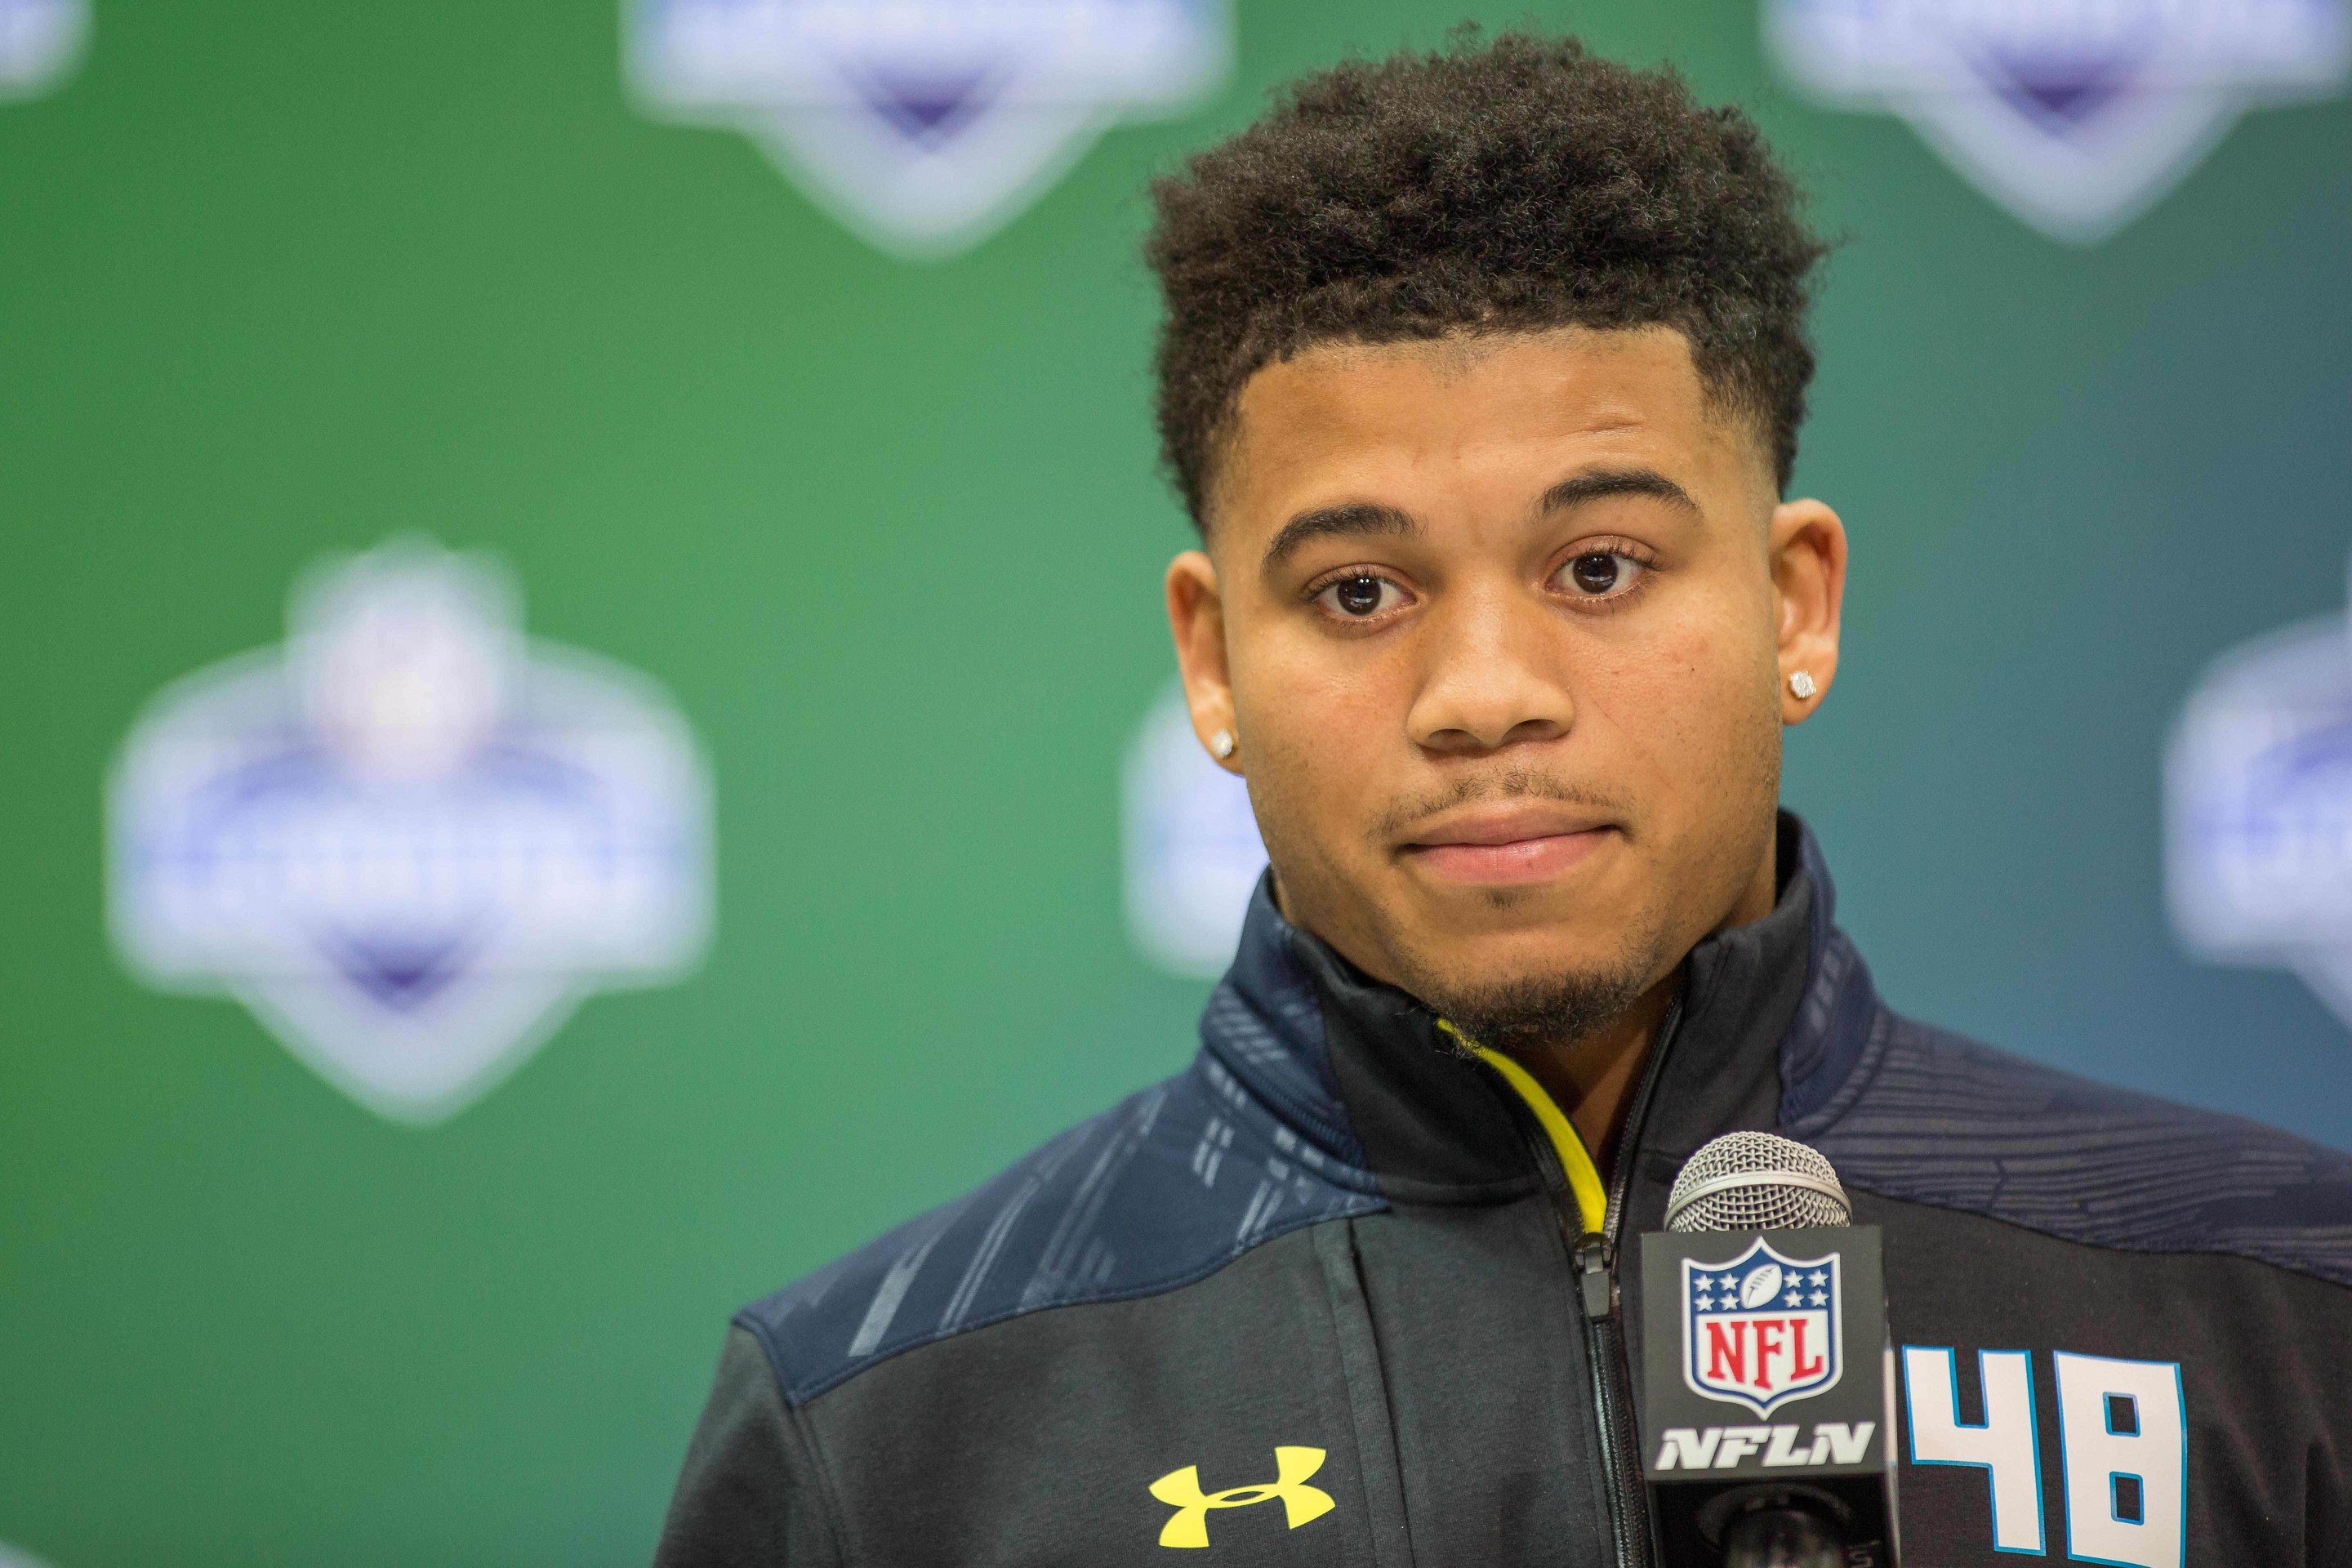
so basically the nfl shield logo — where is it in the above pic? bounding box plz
[1682,1237,1844,1417]
[1765,0,2350,243]
[624,0,1232,259]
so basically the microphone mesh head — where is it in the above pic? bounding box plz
[1666,1131,1851,1232]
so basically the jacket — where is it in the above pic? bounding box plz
[655,815,2352,1565]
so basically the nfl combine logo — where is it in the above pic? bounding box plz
[108,539,713,1125]
[1682,1238,1843,1417]
[1765,0,2350,243]
[1122,680,1265,978]
[625,0,1232,259]
[2167,565,2352,1031]
[0,0,87,100]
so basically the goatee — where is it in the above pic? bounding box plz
[1400,908,1675,1057]
[1420,964,1655,1057]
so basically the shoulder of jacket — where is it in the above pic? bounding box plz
[733,1054,1383,1407]
[1801,1009,2352,1290]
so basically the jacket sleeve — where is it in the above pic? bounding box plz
[654,1326,842,1567]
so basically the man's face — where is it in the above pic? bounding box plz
[1165,327,1844,1039]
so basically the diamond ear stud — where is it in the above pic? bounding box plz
[1788,670,1817,700]
[1210,729,1236,759]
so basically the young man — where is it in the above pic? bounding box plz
[657,35,2352,1566]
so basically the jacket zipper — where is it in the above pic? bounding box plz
[1590,990,1680,1568]
[1478,992,1682,1568]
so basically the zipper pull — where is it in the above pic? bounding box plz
[1572,1232,1614,1321]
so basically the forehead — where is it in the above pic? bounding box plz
[1212,327,1765,541]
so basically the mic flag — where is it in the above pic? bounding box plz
[1639,1133,1900,1567]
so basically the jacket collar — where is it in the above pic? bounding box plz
[1197,812,1881,1209]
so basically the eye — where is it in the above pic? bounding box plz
[1556,550,1649,599]
[1315,574,1405,619]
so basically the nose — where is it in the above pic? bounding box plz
[1404,583,1575,755]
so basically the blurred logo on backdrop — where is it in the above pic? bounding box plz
[108,540,713,1125]
[0,0,87,99]
[622,0,1232,259]
[2167,563,2352,1028]
[1124,681,1263,978]
[1765,0,2350,243]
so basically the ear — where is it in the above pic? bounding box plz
[1767,498,1846,724]
[1165,550,1243,773]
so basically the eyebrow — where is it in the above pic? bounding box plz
[1259,501,1419,575]
[1541,467,1700,516]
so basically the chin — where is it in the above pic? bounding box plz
[1373,873,1676,1003]
[1394,915,1630,987]
[1405,870,1622,936]
[1436,933,1611,982]
[1392,933,1667,1053]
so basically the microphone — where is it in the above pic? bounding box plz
[1637,1132,1899,1567]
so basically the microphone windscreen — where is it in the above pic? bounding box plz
[1666,1130,1852,1232]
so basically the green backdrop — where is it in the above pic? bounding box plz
[2,2,2346,1563]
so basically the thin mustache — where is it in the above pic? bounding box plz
[1370,771,1628,844]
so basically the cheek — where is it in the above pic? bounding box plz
[1583,603,1780,791]
[1227,633,1401,848]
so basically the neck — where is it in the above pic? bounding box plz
[1512,975,1676,1180]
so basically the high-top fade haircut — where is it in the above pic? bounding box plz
[1145,31,1828,532]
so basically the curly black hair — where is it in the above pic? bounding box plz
[1145,30,1828,530]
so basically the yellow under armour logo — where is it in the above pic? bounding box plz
[1148,1446,1335,1548]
